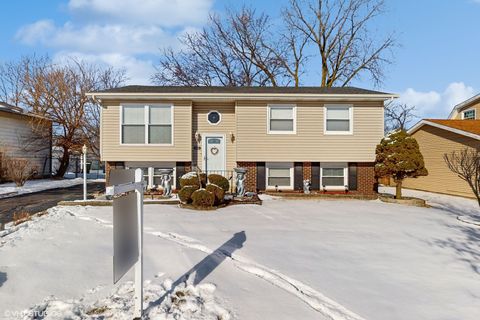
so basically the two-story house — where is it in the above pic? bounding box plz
[89,86,397,195]
[405,94,480,198]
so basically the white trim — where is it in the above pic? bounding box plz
[206,110,222,125]
[462,108,476,120]
[320,162,348,191]
[265,162,294,190]
[407,120,480,141]
[89,92,398,104]
[324,104,353,135]
[120,104,174,146]
[202,133,227,172]
[267,104,297,134]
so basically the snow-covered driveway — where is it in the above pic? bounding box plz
[0,196,479,319]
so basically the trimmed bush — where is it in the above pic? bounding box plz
[179,172,207,188]
[206,183,225,205]
[178,185,199,203]
[191,189,215,208]
[208,174,229,192]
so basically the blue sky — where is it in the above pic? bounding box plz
[1,0,479,119]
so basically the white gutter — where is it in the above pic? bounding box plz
[86,92,398,103]
[408,119,480,141]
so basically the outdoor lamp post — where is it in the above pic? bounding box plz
[82,144,87,201]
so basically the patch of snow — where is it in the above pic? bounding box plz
[0,178,104,198]
[181,172,198,179]
[18,279,232,320]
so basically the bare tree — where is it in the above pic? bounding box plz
[154,1,395,87]
[153,7,295,86]
[283,0,395,87]
[0,56,126,177]
[444,148,480,207]
[384,101,417,133]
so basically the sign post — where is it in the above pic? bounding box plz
[107,168,144,319]
[82,144,87,201]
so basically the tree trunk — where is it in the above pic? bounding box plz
[395,179,402,199]
[55,147,70,178]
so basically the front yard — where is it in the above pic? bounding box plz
[0,192,479,319]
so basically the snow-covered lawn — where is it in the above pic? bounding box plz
[0,194,479,319]
[0,178,104,198]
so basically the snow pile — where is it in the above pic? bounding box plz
[0,178,86,198]
[19,279,232,320]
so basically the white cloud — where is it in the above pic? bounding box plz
[16,22,180,55]
[53,51,155,84]
[68,0,213,27]
[15,0,214,85]
[398,82,475,119]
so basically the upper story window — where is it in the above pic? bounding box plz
[207,110,221,125]
[121,104,173,145]
[463,109,476,120]
[268,105,296,134]
[122,105,145,144]
[324,105,353,134]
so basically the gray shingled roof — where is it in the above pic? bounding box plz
[97,85,391,95]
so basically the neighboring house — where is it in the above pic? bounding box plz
[89,86,397,195]
[0,102,52,179]
[448,93,480,120]
[405,95,480,198]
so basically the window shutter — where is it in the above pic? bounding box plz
[348,163,358,191]
[311,162,320,190]
[294,162,303,190]
[176,162,186,190]
[256,162,266,191]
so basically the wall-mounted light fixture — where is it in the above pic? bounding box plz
[195,131,201,144]
[229,132,235,143]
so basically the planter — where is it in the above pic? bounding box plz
[378,194,426,207]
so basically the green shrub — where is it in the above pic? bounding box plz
[178,185,199,203]
[191,189,215,208]
[206,183,225,205]
[207,174,229,192]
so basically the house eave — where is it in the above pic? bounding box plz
[87,92,399,105]
[408,119,480,141]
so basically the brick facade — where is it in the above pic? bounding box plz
[303,162,312,182]
[355,162,376,195]
[236,161,257,192]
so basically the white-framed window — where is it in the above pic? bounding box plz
[267,105,296,134]
[324,105,353,134]
[207,110,222,125]
[320,162,348,190]
[121,104,173,145]
[125,162,176,189]
[122,105,145,144]
[266,162,294,189]
[462,109,476,120]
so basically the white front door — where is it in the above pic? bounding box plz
[203,135,225,172]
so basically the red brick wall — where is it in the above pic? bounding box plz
[237,162,257,192]
[303,162,312,181]
[355,162,376,195]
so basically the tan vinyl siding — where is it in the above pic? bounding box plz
[100,100,192,162]
[235,100,384,162]
[403,125,478,198]
[192,102,236,171]
[0,112,51,175]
